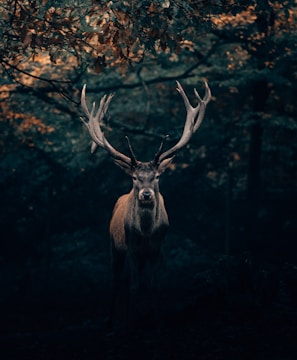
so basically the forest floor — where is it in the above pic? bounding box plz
[0,300,297,360]
[1,288,297,360]
[1,231,297,359]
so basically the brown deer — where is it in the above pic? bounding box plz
[80,81,211,327]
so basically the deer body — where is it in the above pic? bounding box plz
[110,163,169,293]
[80,81,211,327]
[110,190,169,256]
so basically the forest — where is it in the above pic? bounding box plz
[1,0,297,359]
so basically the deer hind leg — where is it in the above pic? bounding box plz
[137,247,165,329]
[107,246,127,330]
[136,255,162,329]
[126,253,163,329]
[126,250,141,327]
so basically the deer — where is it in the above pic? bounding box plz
[80,81,211,328]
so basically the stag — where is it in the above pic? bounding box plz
[80,81,211,327]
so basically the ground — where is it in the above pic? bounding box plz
[1,231,297,359]
[1,299,297,359]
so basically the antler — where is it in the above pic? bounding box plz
[80,84,136,167]
[156,81,211,163]
[81,82,211,169]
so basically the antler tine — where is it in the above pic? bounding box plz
[158,81,211,162]
[125,136,138,167]
[193,81,211,132]
[81,84,91,117]
[80,85,132,165]
[153,135,170,165]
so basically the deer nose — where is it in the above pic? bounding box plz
[142,191,152,201]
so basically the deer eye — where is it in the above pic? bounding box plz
[132,176,137,181]
[155,175,160,180]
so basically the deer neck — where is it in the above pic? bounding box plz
[129,190,161,236]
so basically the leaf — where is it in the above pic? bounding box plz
[23,31,33,48]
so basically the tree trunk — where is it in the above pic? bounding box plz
[246,80,270,251]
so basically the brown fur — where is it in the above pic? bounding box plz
[109,192,131,253]
[110,189,169,254]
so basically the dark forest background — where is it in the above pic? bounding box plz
[0,1,297,359]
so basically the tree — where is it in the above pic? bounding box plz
[0,0,296,259]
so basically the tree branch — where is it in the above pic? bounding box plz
[83,40,221,94]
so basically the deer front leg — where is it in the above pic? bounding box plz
[126,248,141,327]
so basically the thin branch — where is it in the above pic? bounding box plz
[1,59,71,84]
[5,82,78,118]
[108,119,166,140]
[136,67,151,130]
[1,59,79,106]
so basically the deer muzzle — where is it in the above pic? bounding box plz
[139,189,155,204]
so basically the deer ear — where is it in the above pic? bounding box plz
[113,159,134,175]
[157,156,175,174]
